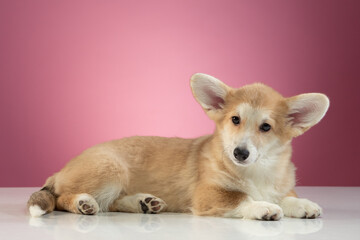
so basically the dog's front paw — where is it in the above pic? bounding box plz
[280,197,322,219]
[242,201,283,221]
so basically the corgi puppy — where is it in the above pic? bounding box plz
[28,73,329,220]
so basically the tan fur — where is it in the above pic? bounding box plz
[28,73,328,220]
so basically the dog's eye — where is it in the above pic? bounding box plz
[260,123,271,132]
[232,116,240,125]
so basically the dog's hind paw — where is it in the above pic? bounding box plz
[77,194,99,215]
[139,195,166,214]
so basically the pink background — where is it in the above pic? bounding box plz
[0,0,359,187]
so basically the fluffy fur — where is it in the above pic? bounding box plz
[27,73,329,220]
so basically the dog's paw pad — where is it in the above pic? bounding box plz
[139,195,166,214]
[77,194,99,215]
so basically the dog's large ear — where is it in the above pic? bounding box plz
[286,93,330,137]
[190,73,230,120]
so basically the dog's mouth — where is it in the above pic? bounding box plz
[232,154,260,166]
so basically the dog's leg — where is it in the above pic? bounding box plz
[56,193,99,215]
[192,185,283,220]
[109,193,167,214]
[280,189,322,218]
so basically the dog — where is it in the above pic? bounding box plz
[28,73,329,220]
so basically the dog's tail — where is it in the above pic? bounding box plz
[27,175,56,217]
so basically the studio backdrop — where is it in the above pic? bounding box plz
[0,0,359,187]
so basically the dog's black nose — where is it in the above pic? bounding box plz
[233,147,249,161]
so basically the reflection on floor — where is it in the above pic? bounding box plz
[1,187,359,240]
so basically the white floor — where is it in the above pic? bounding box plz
[0,187,359,240]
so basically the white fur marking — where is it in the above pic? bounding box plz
[94,185,122,212]
[224,199,283,220]
[280,197,322,218]
[29,205,46,217]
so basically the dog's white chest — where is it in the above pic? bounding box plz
[238,167,284,203]
[244,179,281,203]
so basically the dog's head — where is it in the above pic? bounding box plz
[191,73,329,166]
